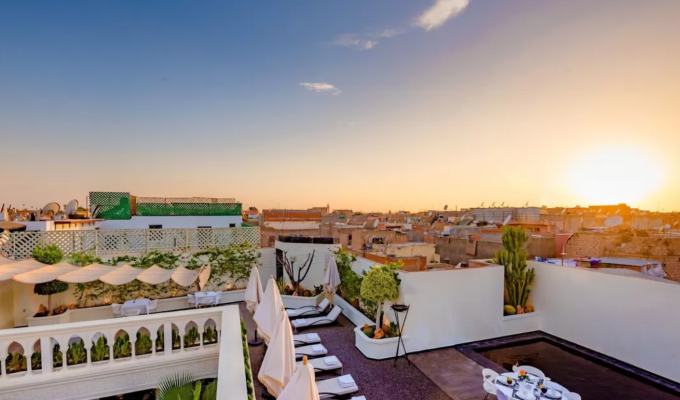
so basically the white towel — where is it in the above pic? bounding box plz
[306,333,319,340]
[293,319,307,326]
[324,356,339,366]
[312,344,325,353]
[338,375,355,388]
[351,397,367,400]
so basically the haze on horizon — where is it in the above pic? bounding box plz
[1,0,679,212]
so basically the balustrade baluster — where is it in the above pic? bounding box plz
[40,337,53,374]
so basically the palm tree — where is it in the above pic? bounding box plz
[156,372,217,400]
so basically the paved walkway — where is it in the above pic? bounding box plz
[239,302,451,400]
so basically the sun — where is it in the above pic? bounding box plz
[567,146,665,206]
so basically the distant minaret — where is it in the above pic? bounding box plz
[327,203,330,214]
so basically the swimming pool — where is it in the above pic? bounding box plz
[458,333,680,400]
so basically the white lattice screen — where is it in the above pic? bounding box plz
[1,227,260,259]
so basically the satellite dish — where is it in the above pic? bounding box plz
[42,202,60,215]
[503,215,512,226]
[615,209,620,214]
[561,208,566,215]
[604,216,624,227]
[480,202,484,207]
[665,224,671,230]
[525,201,529,207]
[674,221,679,226]
[66,199,79,216]
[373,219,379,228]
[491,202,496,207]
[444,205,448,211]
[580,216,584,223]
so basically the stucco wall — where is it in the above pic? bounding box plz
[275,241,340,288]
[98,216,241,230]
[0,280,15,329]
[435,236,556,265]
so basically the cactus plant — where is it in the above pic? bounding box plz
[494,226,535,311]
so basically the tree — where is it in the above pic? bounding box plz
[360,261,402,326]
[34,280,69,313]
[493,226,535,313]
[277,250,315,294]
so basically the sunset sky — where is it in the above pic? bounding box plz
[2,0,679,212]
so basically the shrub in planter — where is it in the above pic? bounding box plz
[135,332,153,355]
[113,333,132,359]
[494,226,535,314]
[156,329,165,352]
[5,353,27,374]
[172,328,181,350]
[32,244,63,265]
[67,339,87,366]
[31,351,42,370]
[183,326,200,348]
[359,261,402,326]
[34,280,69,314]
[53,344,63,368]
[203,326,218,344]
[91,336,110,362]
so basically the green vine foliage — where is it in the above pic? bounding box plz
[91,336,110,362]
[333,248,363,303]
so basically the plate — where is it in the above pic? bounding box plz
[544,388,562,399]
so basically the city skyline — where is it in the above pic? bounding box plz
[2,0,679,211]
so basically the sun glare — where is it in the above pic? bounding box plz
[567,146,665,206]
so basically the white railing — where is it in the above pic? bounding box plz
[2,226,260,259]
[0,308,222,384]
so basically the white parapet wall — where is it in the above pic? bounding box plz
[0,306,249,400]
[275,241,340,288]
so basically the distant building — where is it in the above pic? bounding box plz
[262,209,322,230]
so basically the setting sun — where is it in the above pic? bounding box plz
[567,146,665,207]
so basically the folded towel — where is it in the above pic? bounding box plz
[293,319,307,326]
[306,333,319,340]
[312,344,325,353]
[324,356,339,366]
[338,375,355,388]
[351,397,367,400]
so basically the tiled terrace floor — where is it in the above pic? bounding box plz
[239,303,453,400]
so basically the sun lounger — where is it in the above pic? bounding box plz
[291,306,342,332]
[287,298,330,319]
[293,332,321,347]
[317,374,359,399]
[296,355,343,374]
[296,344,328,359]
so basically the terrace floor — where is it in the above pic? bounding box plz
[239,303,454,400]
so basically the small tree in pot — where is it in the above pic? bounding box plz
[360,261,402,327]
[32,244,66,314]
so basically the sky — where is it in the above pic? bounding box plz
[1,0,679,212]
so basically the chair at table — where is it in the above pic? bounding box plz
[512,365,545,379]
[496,389,508,400]
[564,393,581,400]
[148,299,158,314]
[482,368,499,400]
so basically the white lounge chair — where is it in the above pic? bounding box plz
[293,333,321,347]
[291,306,342,332]
[317,375,359,399]
[287,298,330,319]
[295,344,327,359]
[295,355,343,374]
[111,303,122,318]
[148,299,158,314]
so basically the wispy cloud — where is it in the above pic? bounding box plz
[336,120,355,126]
[416,0,470,31]
[333,33,378,50]
[299,82,342,95]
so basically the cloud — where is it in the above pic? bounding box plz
[416,0,469,31]
[336,120,355,126]
[377,28,405,38]
[300,82,342,95]
[333,33,378,50]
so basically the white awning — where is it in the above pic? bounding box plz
[171,265,199,287]
[99,264,143,285]
[13,262,80,284]
[137,265,176,285]
[0,259,47,281]
[57,263,118,283]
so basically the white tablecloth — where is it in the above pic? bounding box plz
[193,292,219,308]
[121,299,151,316]
[495,372,570,400]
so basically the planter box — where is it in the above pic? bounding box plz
[280,293,324,309]
[354,326,409,360]
[333,296,374,328]
[501,311,541,336]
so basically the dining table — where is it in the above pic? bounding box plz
[121,298,151,316]
[494,372,570,400]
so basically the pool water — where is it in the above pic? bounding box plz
[478,341,680,399]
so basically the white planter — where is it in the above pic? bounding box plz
[353,326,409,360]
[280,293,324,309]
[501,311,541,336]
[333,296,374,327]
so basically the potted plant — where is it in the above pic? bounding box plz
[359,261,402,327]
[32,244,66,314]
[135,332,153,356]
[67,339,87,366]
[183,326,200,349]
[91,336,110,362]
[113,333,132,359]
[493,226,535,315]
